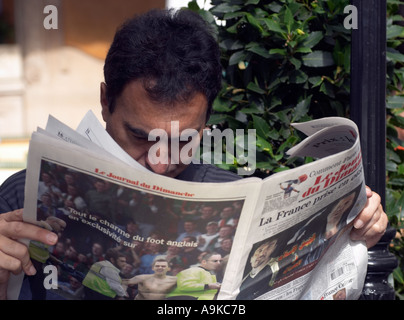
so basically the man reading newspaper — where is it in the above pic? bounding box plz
[0,9,387,300]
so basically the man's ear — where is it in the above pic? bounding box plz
[100,82,110,121]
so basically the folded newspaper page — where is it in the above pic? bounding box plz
[10,112,367,300]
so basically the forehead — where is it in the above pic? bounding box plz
[256,241,276,252]
[115,80,208,132]
[207,254,221,261]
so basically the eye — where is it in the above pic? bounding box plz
[124,122,150,142]
[131,134,148,141]
[126,133,148,147]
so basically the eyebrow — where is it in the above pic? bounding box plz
[124,121,149,139]
[180,128,202,139]
[124,120,203,141]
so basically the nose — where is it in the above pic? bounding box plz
[146,142,173,175]
[146,160,172,175]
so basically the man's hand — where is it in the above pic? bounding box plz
[350,187,388,248]
[208,282,221,290]
[0,209,58,300]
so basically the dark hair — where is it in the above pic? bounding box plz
[105,248,126,262]
[104,9,222,117]
[202,252,220,262]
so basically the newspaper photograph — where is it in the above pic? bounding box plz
[20,158,250,300]
[219,118,368,300]
[9,113,368,300]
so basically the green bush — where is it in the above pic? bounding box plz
[189,0,351,178]
[385,0,404,300]
[188,0,404,299]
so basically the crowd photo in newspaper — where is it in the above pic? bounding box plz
[8,113,369,300]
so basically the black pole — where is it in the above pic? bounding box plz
[350,0,398,300]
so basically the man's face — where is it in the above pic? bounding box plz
[116,256,127,269]
[206,223,218,233]
[202,254,222,271]
[221,238,232,251]
[219,226,232,237]
[250,240,277,269]
[328,192,356,226]
[201,206,214,218]
[94,181,106,192]
[101,80,208,178]
[153,261,169,275]
[184,221,195,232]
[220,207,234,219]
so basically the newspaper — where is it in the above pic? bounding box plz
[10,112,367,300]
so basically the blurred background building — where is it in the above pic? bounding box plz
[0,0,205,183]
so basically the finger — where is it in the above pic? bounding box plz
[0,219,58,246]
[353,212,387,248]
[351,203,382,238]
[353,192,381,229]
[351,205,387,248]
[0,209,24,223]
[0,249,22,275]
[0,212,57,277]
[0,234,37,276]
[365,186,372,198]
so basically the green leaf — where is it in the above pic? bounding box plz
[289,57,302,69]
[295,47,312,54]
[275,110,290,126]
[212,98,238,113]
[388,178,404,187]
[308,76,323,87]
[198,10,217,26]
[240,106,262,115]
[302,31,323,48]
[292,96,312,122]
[267,2,282,13]
[219,39,244,51]
[246,13,263,33]
[302,51,335,67]
[278,135,299,154]
[252,114,271,138]
[229,51,247,66]
[263,18,285,34]
[388,0,404,5]
[211,3,242,14]
[387,95,404,109]
[386,160,398,172]
[319,81,335,98]
[284,7,294,34]
[393,267,404,285]
[387,25,404,39]
[269,48,287,56]
[247,82,266,94]
[223,11,247,20]
[255,136,275,157]
[187,1,200,11]
[387,50,404,63]
[245,0,260,5]
[206,114,228,125]
[246,43,271,58]
[274,166,290,173]
[266,128,280,140]
[289,70,308,84]
[269,96,282,109]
